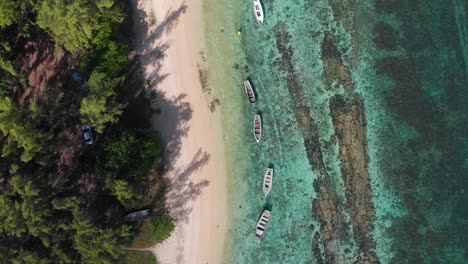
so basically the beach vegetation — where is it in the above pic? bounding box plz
[149,10,158,26]
[151,212,176,243]
[0,0,172,263]
[123,251,158,264]
[126,210,176,247]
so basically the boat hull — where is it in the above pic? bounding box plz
[254,114,262,143]
[244,80,256,105]
[125,209,150,222]
[263,168,274,196]
[255,209,271,240]
[253,0,264,24]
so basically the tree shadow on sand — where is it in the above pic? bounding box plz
[126,0,209,223]
[165,149,210,223]
[129,0,188,84]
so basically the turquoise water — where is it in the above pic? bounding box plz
[204,0,468,263]
[356,1,468,263]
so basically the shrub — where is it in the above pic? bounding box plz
[151,213,175,244]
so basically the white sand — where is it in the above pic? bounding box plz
[131,0,229,263]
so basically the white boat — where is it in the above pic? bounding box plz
[255,209,271,240]
[244,80,256,105]
[263,168,274,196]
[124,209,150,222]
[253,114,262,143]
[253,0,264,24]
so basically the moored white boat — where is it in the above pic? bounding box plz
[253,0,264,24]
[244,80,256,105]
[253,114,262,143]
[255,209,271,240]
[263,168,274,196]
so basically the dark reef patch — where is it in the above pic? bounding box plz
[320,32,355,92]
[372,22,398,51]
[375,0,421,14]
[273,22,351,264]
[376,57,437,134]
[329,94,379,263]
[312,231,324,264]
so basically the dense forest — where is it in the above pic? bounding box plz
[0,0,172,263]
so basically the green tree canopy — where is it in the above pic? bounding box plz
[0,0,19,28]
[71,211,130,263]
[0,0,171,262]
[100,131,160,208]
[151,213,175,243]
[82,21,129,77]
[102,131,161,179]
[35,0,118,51]
[0,55,17,76]
[80,71,124,133]
[0,97,42,162]
[109,179,141,208]
[0,175,52,246]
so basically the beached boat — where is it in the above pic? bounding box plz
[263,168,274,196]
[244,80,256,105]
[253,114,262,143]
[253,0,264,24]
[124,209,150,222]
[255,209,271,240]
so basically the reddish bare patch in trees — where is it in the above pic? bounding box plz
[19,40,76,102]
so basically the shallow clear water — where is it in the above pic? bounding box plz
[203,0,468,263]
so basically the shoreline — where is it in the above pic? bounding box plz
[131,0,230,263]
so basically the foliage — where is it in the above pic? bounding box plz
[123,251,157,264]
[0,176,52,240]
[0,0,19,28]
[151,212,175,244]
[0,0,172,262]
[0,173,132,263]
[100,130,161,208]
[80,71,124,133]
[84,21,129,77]
[127,212,175,250]
[35,0,98,51]
[0,0,30,35]
[0,97,42,162]
[0,56,17,76]
[72,211,130,263]
[128,220,156,248]
[109,179,141,208]
[34,0,120,52]
[102,131,161,179]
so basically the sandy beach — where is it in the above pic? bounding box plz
[131,0,229,263]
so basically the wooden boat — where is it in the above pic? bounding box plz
[253,114,262,143]
[263,168,274,196]
[253,0,264,24]
[255,209,271,240]
[125,209,150,222]
[244,80,256,105]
